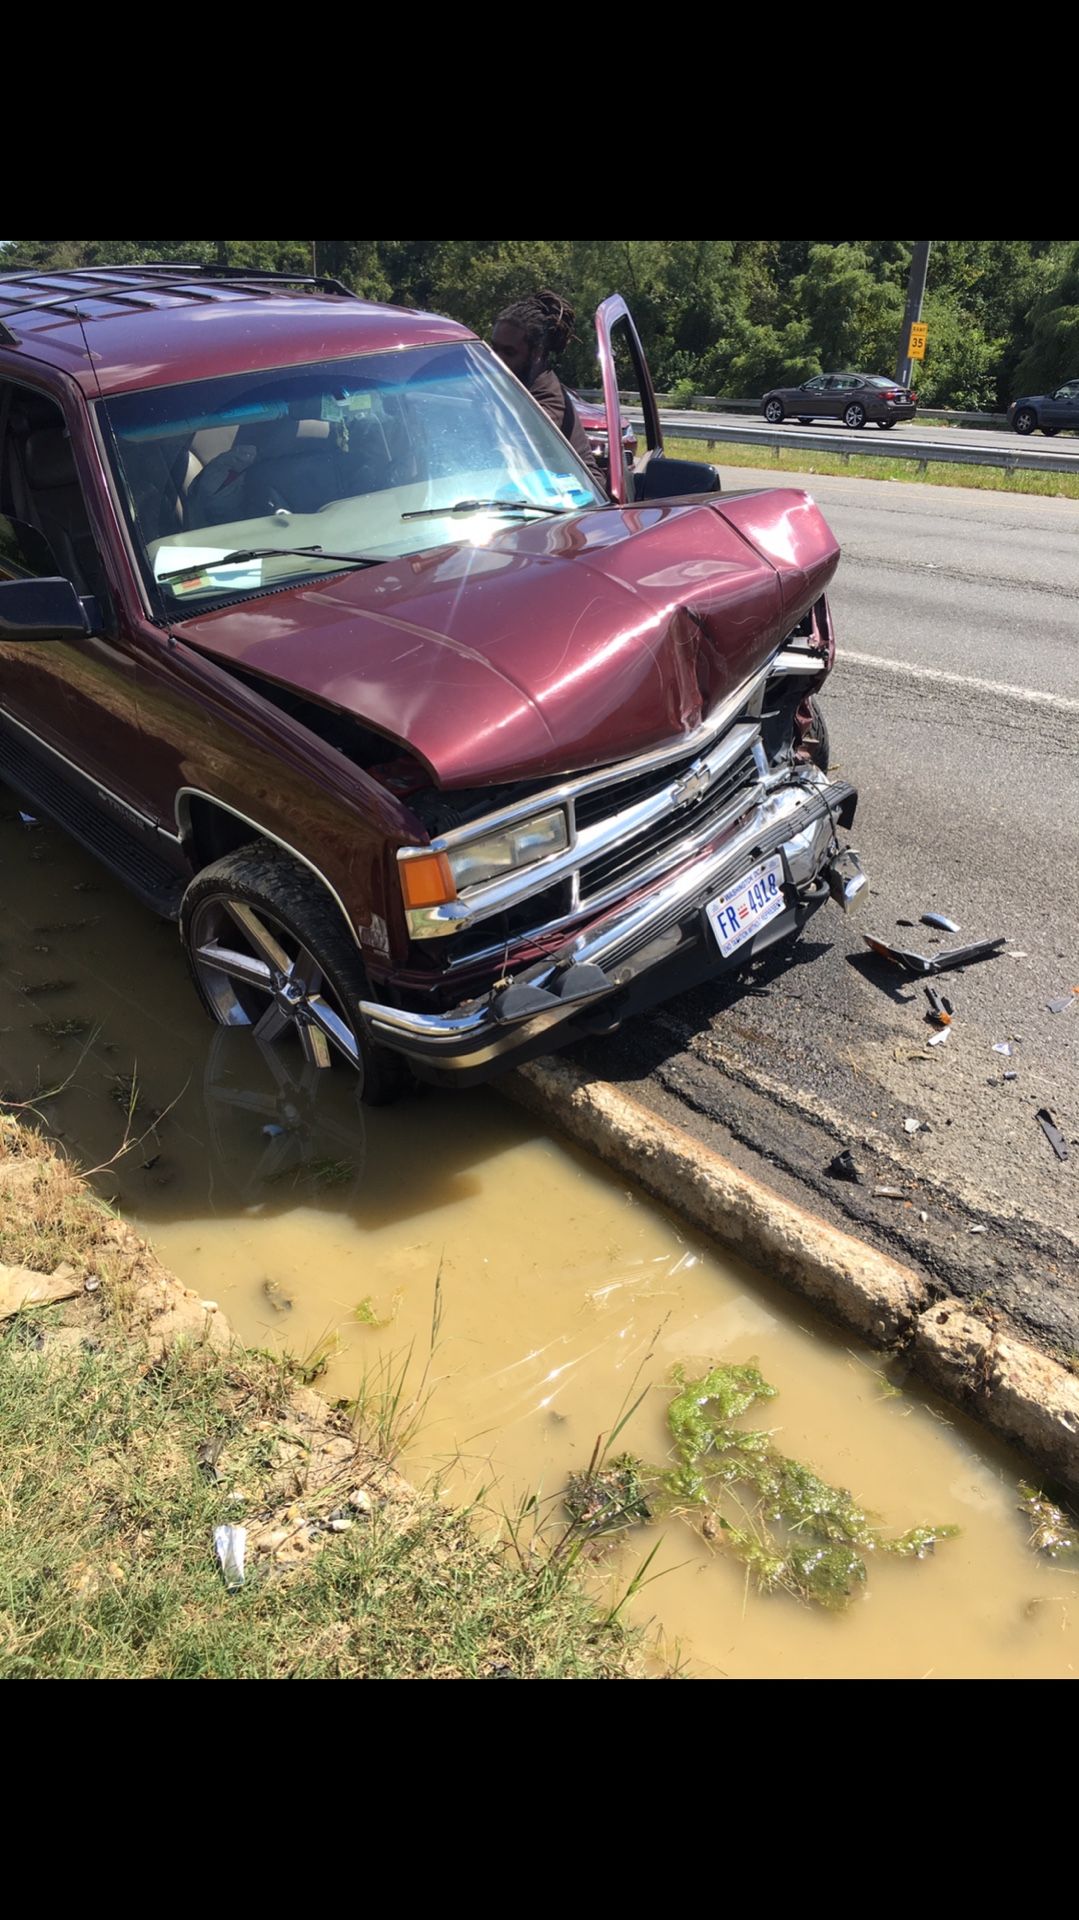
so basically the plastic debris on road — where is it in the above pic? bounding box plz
[903,1117,924,1134]
[1046,997,1074,1015]
[925,986,952,1026]
[1035,1109,1069,1162]
[872,1185,906,1199]
[927,1028,950,1047]
[864,934,1006,977]
[213,1523,247,1590]
[921,912,960,932]
[993,1042,1013,1056]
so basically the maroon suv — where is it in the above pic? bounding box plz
[0,268,864,1102]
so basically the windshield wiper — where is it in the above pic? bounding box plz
[158,546,382,585]
[401,498,567,521]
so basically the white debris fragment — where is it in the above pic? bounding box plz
[213,1524,247,1590]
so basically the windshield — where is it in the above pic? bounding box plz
[99,342,603,611]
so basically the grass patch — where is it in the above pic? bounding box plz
[0,1115,642,1678]
[664,435,1079,501]
[0,1334,640,1677]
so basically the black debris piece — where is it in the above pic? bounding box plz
[925,985,951,1026]
[826,1149,862,1184]
[1035,1109,1069,1163]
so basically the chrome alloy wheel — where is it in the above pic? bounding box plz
[189,896,361,1071]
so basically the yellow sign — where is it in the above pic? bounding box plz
[908,322,928,360]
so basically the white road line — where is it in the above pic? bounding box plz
[838,649,1079,714]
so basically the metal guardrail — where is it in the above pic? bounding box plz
[625,414,1079,476]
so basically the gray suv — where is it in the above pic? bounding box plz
[1008,379,1079,436]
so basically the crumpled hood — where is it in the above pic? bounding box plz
[174,490,839,786]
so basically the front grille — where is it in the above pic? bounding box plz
[574,743,709,832]
[577,745,759,902]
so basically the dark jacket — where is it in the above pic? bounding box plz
[528,368,608,495]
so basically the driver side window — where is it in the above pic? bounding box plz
[0,381,106,599]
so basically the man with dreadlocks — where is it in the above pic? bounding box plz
[490,291,608,494]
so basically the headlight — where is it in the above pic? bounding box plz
[448,808,569,891]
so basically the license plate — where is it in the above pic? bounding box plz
[706,855,786,957]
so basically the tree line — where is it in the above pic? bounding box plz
[2,239,1077,410]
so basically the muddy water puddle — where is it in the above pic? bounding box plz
[2,800,1076,1677]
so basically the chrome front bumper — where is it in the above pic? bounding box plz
[359,775,860,1077]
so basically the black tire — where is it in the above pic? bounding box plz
[843,402,867,429]
[179,841,405,1105]
[764,398,785,424]
[1042,424,1060,437]
[803,696,830,772]
[1013,407,1037,435]
[877,419,896,429]
[798,416,814,424]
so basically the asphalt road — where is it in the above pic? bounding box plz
[651,407,1079,463]
[580,465,1079,1360]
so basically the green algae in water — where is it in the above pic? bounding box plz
[665,1363,958,1608]
[565,1361,958,1612]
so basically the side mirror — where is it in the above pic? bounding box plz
[633,453,721,502]
[0,576,90,642]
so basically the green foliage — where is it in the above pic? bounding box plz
[1013,242,1079,393]
[1,238,1075,409]
[568,1360,959,1614]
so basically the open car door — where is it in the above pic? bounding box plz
[595,295,721,504]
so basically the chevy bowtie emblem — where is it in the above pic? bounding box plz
[670,760,712,808]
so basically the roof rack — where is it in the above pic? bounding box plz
[0,263,361,346]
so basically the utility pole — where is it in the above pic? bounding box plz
[311,241,317,278]
[895,240,931,387]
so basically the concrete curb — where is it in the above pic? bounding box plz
[507,1058,1079,1500]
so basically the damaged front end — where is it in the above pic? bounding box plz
[359,593,867,1082]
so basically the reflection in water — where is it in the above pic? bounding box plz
[1,795,1077,1677]
[202,1032,367,1213]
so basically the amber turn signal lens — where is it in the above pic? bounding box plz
[399,851,457,910]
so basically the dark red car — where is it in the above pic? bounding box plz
[565,390,638,468]
[0,268,863,1102]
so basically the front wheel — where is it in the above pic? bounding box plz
[1013,408,1037,435]
[180,841,405,1105]
[843,403,867,429]
[764,398,785,424]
